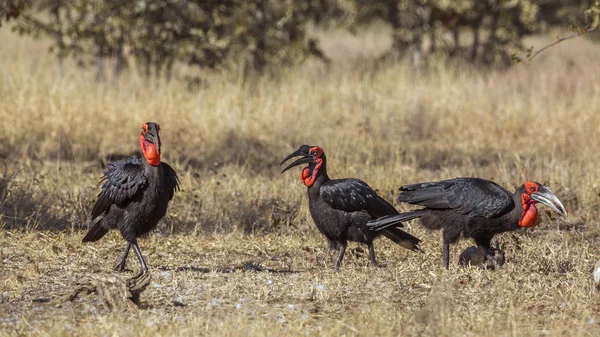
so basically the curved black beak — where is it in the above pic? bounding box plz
[144,122,161,153]
[146,133,160,153]
[531,185,568,217]
[280,147,314,174]
[281,156,314,174]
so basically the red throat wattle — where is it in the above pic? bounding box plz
[519,194,538,228]
[139,135,161,166]
[300,158,322,187]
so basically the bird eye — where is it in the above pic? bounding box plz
[310,150,316,155]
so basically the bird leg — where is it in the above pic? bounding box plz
[114,243,132,272]
[475,236,505,270]
[316,239,337,266]
[131,242,149,277]
[334,243,347,271]
[442,241,450,269]
[475,236,494,260]
[327,239,338,254]
[442,229,454,269]
[368,242,377,267]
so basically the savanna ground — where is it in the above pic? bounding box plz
[2,24,600,336]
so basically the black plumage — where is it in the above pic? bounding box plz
[281,145,420,269]
[368,178,567,269]
[83,122,179,275]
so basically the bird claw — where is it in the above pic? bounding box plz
[372,261,387,268]
[114,263,126,272]
[315,247,336,267]
[127,269,151,294]
[114,263,134,273]
[482,249,506,270]
[459,246,506,270]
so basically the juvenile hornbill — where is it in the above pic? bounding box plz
[83,122,179,277]
[368,178,568,269]
[281,145,421,269]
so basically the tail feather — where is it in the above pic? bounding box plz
[368,211,423,231]
[82,219,109,243]
[381,227,421,251]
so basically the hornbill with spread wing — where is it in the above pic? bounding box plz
[83,122,179,276]
[368,178,567,269]
[281,145,421,269]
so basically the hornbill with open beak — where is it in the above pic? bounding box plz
[281,145,421,269]
[368,178,567,269]
[83,122,179,277]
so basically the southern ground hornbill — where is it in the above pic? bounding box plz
[83,122,179,277]
[281,145,421,269]
[368,178,567,269]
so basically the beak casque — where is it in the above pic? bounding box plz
[531,185,568,217]
[144,122,161,154]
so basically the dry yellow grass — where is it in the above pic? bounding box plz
[1,26,600,336]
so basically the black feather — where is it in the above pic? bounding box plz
[380,227,421,251]
[161,162,180,200]
[399,178,515,218]
[91,158,147,220]
[367,211,424,231]
[283,146,420,269]
[321,178,400,220]
[83,124,179,274]
[394,177,528,269]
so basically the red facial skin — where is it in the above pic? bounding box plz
[519,181,539,228]
[301,146,324,188]
[139,123,161,166]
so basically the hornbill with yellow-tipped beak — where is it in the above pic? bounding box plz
[368,178,567,269]
[83,122,179,276]
[281,145,421,269]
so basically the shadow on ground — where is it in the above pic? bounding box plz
[176,132,288,175]
[158,261,301,274]
[0,170,68,231]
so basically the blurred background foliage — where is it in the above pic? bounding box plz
[1,0,599,80]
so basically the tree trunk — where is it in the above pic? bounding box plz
[452,26,460,56]
[165,56,175,82]
[113,42,127,82]
[388,0,403,56]
[52,5,64,78]
[471,18,482,61]
[253,0,268,74]
[413,29,422,66]
[482,10,501,63]
[430,24,436,54]
[95,45,104,82]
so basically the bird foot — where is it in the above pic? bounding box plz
[483,249,506,270]
[127,269,151,295]
[459,246,486,267]
[369,258,381,268]
[459,246,506,270]
[315,247,335,267]
[114,262,127,272]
